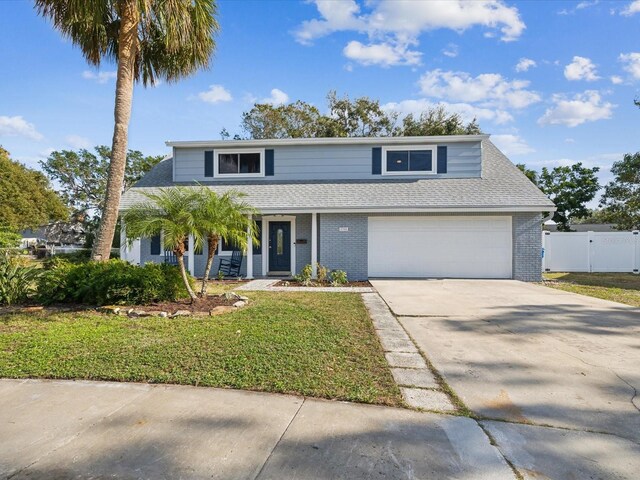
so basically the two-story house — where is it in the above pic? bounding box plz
[119,135,555,281]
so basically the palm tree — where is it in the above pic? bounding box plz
[193,188,258,296]
[122,187,203,302]
[35,0,219,262]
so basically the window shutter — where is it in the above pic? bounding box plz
[265,149,274,176]
[204,150,214,177]
[150,235,161,255]
[372,147,382,175]
[437,146,448,174]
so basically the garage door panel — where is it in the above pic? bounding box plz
[368,216,512,278]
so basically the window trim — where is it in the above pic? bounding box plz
[381,145,437,176]
[213,148,265,178]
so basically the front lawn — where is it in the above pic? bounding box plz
[0,292,401,406]
[543,272,640,307]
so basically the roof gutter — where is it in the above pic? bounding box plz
[165,134,490,149]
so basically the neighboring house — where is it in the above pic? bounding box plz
[21,220,87,248]
[543,220,619,232]
[119,135,555,281]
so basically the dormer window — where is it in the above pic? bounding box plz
[214,148,265,177]
[382,146,437,175]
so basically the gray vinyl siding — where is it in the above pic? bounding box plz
[173,142,482,182]
[140,237,162,266]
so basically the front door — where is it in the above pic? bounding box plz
[268,221,291,273]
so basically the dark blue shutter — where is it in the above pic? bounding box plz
[437,146,447,174]
[204,150,214,177]
[265,149,274,176]
[150,235,161,255]
[372,147,382,175]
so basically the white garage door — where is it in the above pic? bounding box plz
[368,216,512,278]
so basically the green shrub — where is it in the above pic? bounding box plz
[330,269,348,286]
[294,264,314,286]
[0,253,41,305]
[43,250,91,269]
[37,260,190,306]
[317,263,329,284]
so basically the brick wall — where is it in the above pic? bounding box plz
[318,213,369,281]
[512,212,543,281]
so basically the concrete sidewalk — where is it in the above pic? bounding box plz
[0,379,515,479]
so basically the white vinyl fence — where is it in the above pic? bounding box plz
[542,231,640,273]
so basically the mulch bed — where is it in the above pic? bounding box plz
[274,280,372,288]
[142,295,240,313]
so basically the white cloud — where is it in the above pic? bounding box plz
[260,88,289,105]
[418,69,541,109]
[65,134,92,149]
[442,43,459,58]
[610,75,624,84]
[82,70,117,84]
[382,99,513,125]
[565,138,576,143]
[197,84,233,104]
[491,134,535,155]
[0,115,43,141]
[294,0,525,66]
[558,0,599,15]
[343,40,421,66]
[564,56,600,81]
[621,0,640,15]
[619,52,640,79]
[538,90,614,127]
[515,57,536,72]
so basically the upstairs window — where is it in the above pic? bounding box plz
[215,149,264,177]
[382,146,437,175]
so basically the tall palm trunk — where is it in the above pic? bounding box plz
[91,1,140,261]
[200,234,219,296]
[176,251,197,302]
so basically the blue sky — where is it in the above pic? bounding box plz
[1,0,639,202]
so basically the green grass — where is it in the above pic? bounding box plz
[0,292,401,406]
[543,272,640,307]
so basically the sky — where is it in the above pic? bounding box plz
[0,0,639,206]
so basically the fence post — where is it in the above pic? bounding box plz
[634,231,639,274]
[542,231,550,272]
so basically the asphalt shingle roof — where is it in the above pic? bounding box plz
[120,140,554,212]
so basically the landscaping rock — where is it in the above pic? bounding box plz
[224,292,242,300]
[171,310,192,317]
[232,300,246,308]
[157,311,168,318]
[128,310,152,318]
[98,306,120,315]
[209,306,234,316]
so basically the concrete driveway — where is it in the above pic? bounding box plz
[372,279,640,479]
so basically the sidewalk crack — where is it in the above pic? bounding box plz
[253,397,305,480]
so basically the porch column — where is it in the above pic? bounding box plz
[119,220,127,261]
[311,212,318,279]
[246,214,254,279]
[188,234,195,276]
